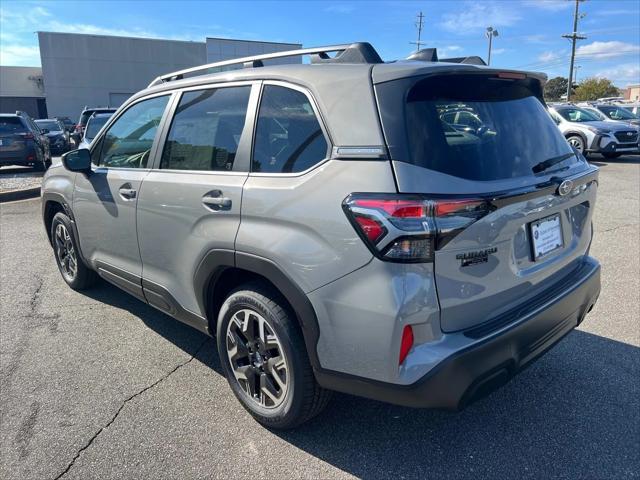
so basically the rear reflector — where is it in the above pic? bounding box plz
[399,325,414,365]
[343,194,494,262]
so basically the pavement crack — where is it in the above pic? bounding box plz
[599,223,638,234]
[53,338,209,480]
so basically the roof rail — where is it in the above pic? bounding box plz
[148,42,383,87]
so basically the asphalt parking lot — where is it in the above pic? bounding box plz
[1,155,638,479]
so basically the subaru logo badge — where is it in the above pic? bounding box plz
[628,131,634,136]
[558,179,573,196]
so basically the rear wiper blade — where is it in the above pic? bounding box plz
[532,152,576,174]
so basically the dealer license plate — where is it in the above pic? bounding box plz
[530,213,563,260]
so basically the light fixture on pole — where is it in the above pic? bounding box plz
[486,26,499,65]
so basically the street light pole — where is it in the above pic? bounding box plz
[486,27,499,65]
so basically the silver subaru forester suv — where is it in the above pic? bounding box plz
[42,43,601,428]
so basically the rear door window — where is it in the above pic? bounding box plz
[382,74,579,181]
[252,85,328,173]
[160,86,251,171]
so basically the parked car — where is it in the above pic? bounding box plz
[55,116,76,134]
[72,107,117,145]
[42,43,601,428]
[578,103,640,128]
[77,112,113,150]
[1,111,51,170]
[35,119,70,155]
[548,105,639,158]
[619,103,640,117]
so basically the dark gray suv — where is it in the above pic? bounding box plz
[42,43,601,428]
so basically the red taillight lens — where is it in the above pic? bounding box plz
[343,194,493,262]
[353,215,386,243]
[399,325,414,365]
[75,125,83,132]
[19,132,35,140]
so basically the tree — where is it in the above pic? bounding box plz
[544,76,570,101]
[573,77,620,101]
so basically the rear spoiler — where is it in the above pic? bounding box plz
[406,48,487,66]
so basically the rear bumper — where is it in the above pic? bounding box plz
[316,256,601,409]
[0,146,37,166]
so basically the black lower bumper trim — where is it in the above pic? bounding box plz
[316,256,601,410]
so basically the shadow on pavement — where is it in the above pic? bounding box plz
[80,280,640,479]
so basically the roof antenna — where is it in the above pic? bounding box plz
[410,11,425,52]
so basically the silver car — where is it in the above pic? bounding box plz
[42,43,601,428]
[549,105,639,158]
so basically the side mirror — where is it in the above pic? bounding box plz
[41,128,50,134]
[62,149,92,174]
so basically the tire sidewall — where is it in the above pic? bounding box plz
[217,289,306,426]
[51,212,82,288]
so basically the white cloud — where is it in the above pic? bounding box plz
[45,20,159,39]
[491,48,507,55]
[440,2,521,34]
[0,45,40,66]
[523,0,571,11]
[439,45,463,57]
[595,64,640,85]
[538,50,563,62]
[577,41,640,59]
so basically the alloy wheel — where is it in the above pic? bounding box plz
[54,223,78,280]
[226,308,289,409]
[568,137,584,153]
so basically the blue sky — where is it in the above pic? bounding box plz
[1,0,639,86]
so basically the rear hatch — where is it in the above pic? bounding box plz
[0,117,28,153]
[374,70,598,332]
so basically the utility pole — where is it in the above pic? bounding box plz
[485,26,499,65]
[562,0,587,101]
[410,11,425,52]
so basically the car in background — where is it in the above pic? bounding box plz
[620,103,640,117]
[55,116,76,134]
[35,119,70,155]
[72,107,117,145]
[0,111,51,170]
[578,103,640,128]
[78,112,113,150]
[548,105,639,158]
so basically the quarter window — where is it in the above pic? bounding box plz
[252,85,328,173]
[161,86,251,171]
[99,95,169,168]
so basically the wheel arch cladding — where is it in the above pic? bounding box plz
[195,250,322,371]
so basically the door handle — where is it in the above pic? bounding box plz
[202,191,232,210]
[119,186,137,200]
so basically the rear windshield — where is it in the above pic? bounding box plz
[401,75,577,181]
[35,120,61,131]
[85,115,111,139]
[0,117,27,135]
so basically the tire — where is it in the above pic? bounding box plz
[566,135,586,155]
[51,212,97,290]
[217,282,331,429]
[602,152,622,159]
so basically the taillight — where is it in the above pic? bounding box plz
[19,132,35,140]
[75,125,83,132]
[343,194,494,263]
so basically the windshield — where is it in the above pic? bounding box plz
[35,120,61,131]
[599,105,638,120]
[557,107,600,122]
[400,75,577,181]
[85,115,111,139]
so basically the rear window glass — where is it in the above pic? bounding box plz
[0,117,27,134]
[402,75,577,180]
[35,120,61,131]
[85,115,111,139]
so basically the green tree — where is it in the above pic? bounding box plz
[544,76,570,101]
[573,77,620,101]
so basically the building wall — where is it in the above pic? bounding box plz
[0,66,45,98]
[205,38,301,65]
[624,85,640,102]
[39,32,207,119]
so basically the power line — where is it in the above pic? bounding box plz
[562,0,587,100]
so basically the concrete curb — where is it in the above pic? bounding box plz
[0,187,41,203]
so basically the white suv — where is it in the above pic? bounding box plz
[548,105,639,158]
